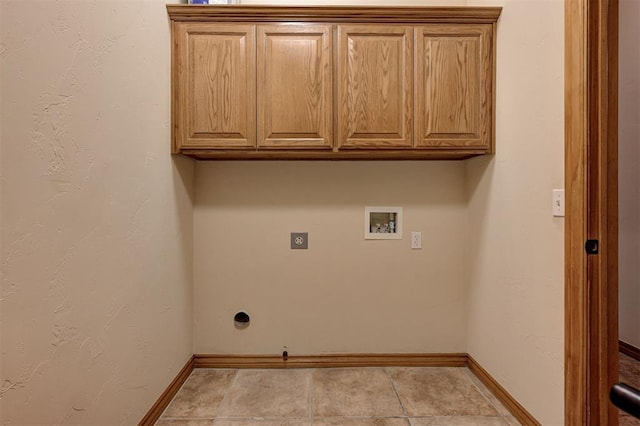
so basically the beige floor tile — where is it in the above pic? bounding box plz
[503,416,522,426]
[156,420,215,425]
[314,419,409,426]
[162,369,237,418]
[409,417,508,426]
[620,414,640,426]
[461,370,511,417]
[313,368,404,417]
[213,420,311,426]
[389,368,498,417]
[620,353,640,390]
[619,352,640,425]
[217,369,312,418]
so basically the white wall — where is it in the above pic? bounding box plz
[618,0,640,349]
[0,0,566,424]
[194,162,469,354]
[193,0,472,356]
[0,1,194,424]
[0,8,3,419]
[465,0,564,424]
[194,0,566,424]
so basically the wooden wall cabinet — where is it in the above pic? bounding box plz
[168,6,501,160]
[415,24,493,151]
[174,23,256,150]
[337,25,413,150]
[258,24,333,150]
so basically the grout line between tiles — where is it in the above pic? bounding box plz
[214,368,240,419]
[463,367,511,418]
[160,416,217,420]
[157,369,195,420]
[407,415,506,417]
[207,415,313,420]
[160,366,520,425]
[315,415,409,418]
[384,366,409,418]
[309,368,315,422]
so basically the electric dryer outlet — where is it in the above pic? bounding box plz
[290,232,308,249]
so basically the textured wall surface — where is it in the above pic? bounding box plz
[465,0,565,424]
[0,0,566,424]
[194,161,469,354]
[0,1,194,424]
[618,0,640,349]
[193,0,565,423]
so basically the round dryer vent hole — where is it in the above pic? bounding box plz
[234,311,250,329]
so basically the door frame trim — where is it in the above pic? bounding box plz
[565,0,619,424]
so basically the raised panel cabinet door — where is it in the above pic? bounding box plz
[415,24,493,151]
[338,25,413,149]
[257,25,332,149]
[174,23,256,151]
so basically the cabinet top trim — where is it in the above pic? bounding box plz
[166,5,502,24]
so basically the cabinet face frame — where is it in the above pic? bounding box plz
[257,24,333,150]
[337,25,414,150]
[174,22,256,152]
[415,24,493,151]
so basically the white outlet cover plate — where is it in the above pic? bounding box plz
[411,231,422,249]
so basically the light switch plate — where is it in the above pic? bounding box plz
[552,189,565,217]
[291,232,308,249]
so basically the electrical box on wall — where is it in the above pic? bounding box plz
[411,232,422,249]
[290,232,308,249]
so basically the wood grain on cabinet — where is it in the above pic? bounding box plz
[257,25,332,149]
[338,25,413,149]
[168,6,502,160]
[167,6,502,24]
[174,23,256,152]
[415,24,493,151]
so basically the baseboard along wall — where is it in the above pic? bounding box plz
[620,340,640,361]
[467,355,541,426]
[193,353,467,369]
[139,355,195,426]
[139,353,539,425]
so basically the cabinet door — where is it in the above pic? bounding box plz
[338,25,413,149]
[258,25,332,149]
[174,23,256,151]
[415,24,493,151]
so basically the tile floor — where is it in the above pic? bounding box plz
[619,352,640,425]
[156,367,521,425]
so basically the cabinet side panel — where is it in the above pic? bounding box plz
[172,21,181,153]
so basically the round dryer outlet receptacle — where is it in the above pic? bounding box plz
[234,311,250,329]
